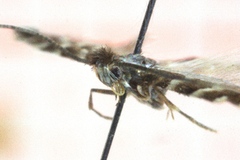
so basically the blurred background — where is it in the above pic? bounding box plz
[0,0,240,159]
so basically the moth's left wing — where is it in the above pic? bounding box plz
[159,48,240,85]
[154,49,240,105]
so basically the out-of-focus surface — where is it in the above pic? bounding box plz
[0,0,240,160]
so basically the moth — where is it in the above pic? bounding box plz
[0,24,239,133]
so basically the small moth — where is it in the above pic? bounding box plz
[0,23,239,133]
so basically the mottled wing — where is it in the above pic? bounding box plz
[154,49,240,105]
[159,48,240,85]
[14,29,135,61]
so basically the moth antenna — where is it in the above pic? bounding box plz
[156,88,217,132]
[0,24,90,64]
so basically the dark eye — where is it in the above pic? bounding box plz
[110,66,122,80]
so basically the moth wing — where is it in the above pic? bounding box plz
[158,48,240,86]
[14,28,136,59]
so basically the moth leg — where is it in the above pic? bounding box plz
[166,109,175,120]
[88,88,115,120]
[155,88,217,132]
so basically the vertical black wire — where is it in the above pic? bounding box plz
[100,0,156,160]
[133,0,156,55]
[101,92,127,160]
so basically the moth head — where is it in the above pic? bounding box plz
[89,47,125,96]
[86,47,116,66]
[94,63,125,96]
[107,65,125,96]
[108,65,122,81]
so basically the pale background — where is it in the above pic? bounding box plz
[0,0,240,160]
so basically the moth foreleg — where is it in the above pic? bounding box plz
[155,87,217,132]
[88,88,115,120]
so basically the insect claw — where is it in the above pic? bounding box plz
[166,109,175,120]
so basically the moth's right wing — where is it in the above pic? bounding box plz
[14,28,136,61]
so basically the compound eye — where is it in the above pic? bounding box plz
[109,66,122,81]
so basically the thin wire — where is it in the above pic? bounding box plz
[100,0,156,159]
[133,0,156,55]
[101,92,127,160]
